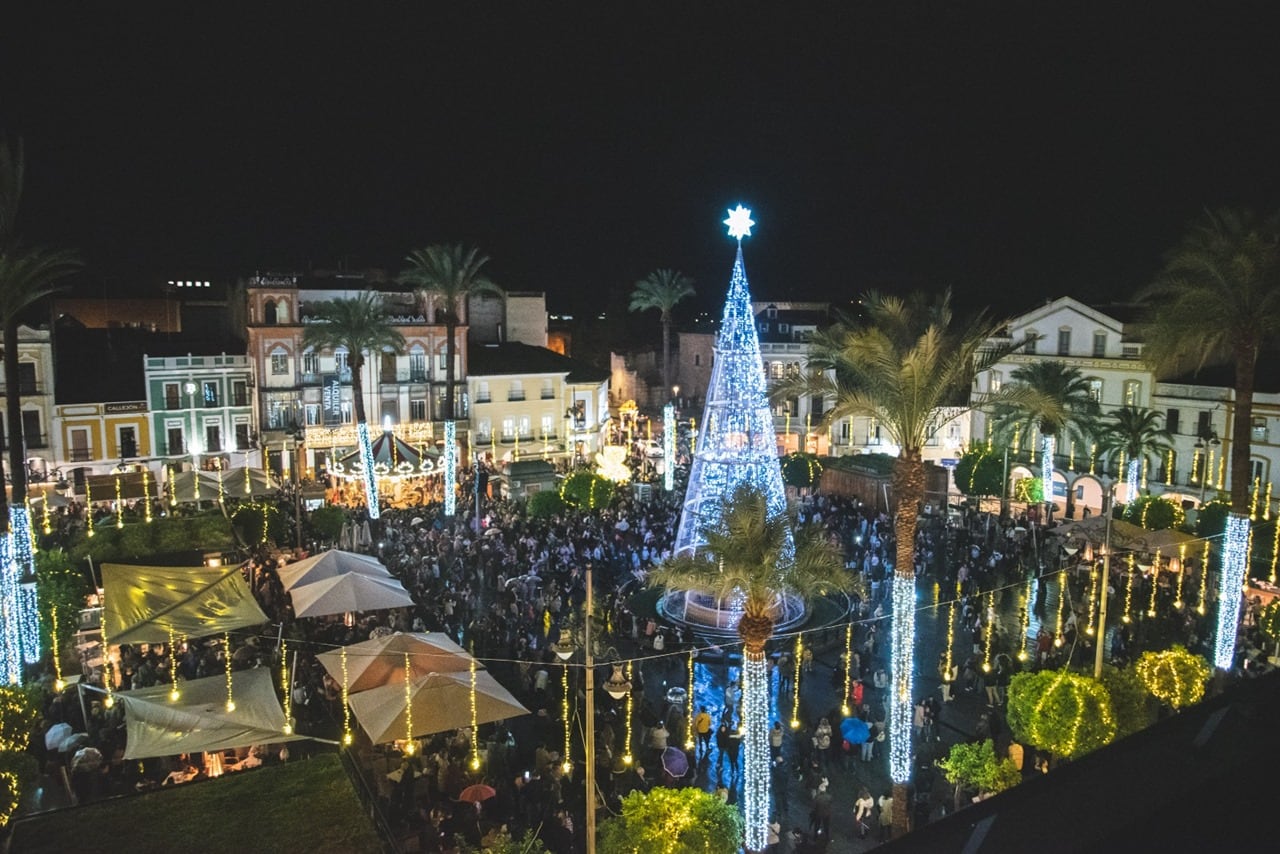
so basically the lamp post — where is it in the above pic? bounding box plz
[1196,433,1220,507]
[1094,476,1116,679]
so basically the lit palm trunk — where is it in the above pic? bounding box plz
[740,641,770,853]
[1041,434,1056,510]
[1216,512,1250,668]
[356,422,380,520]
[1125,456,1141,504]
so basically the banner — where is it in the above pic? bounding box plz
[322,374,343,425]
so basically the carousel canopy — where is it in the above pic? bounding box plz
[102,562,269,645]
[335,433,440,478]
[115,668,303,759]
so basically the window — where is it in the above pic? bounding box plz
[1165,408,1180,435]
[235,422,251,450]
[409,351,427,381]
[867,418,880,445]
[1024,331,1038,355]
[694,353,701,366]
[270,351,288,375]
[478,418,492,441]
[989,371,1002,393]
[1087,379,1102,403]
[1251,458,1267,484]
[232,380,248,407]
[118,426,138,458]
[1121,345,1140,359]
[17,362,36,394]
[305,404,319,426]
[541,379,554,399]
[501,417,515,439]
[1197,410,1212,438]
[768,361,784,380]
[165,382,181,410]
[1093,332,1107,358]
[167,426,184,456]
[508,380,525,402]
[22,411,42,447]
[205,424,222,453]
[303,351,319,376]
[263,300,278,325]
[333,351,349,375]
[1057,328,1071,356]
[203,381,219,407]
[69,427,91,462]
[410,399,426,421]
[541,414,555,438]
[839,419,851,442]
[437,352,447,371]
[476,381,491,403]
[518,415,531,437]
[1123,380,1141,406]
[1253,417,1269,443]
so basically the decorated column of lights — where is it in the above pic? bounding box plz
[1166,449,1174,485]
[100,597,114,707]
[223,633,236,712]
[404,653,416,755]
[790,634,803,728]
[622,660,634,764]
[1117,450,1126,485]
[1191,445,1202,483]
[469,658,481,770]
[1040,434,1055,495]
[888,574,916,786]
[166,464,176,507]
[10,506,39,664]
[981,591,995,673]
[1173,545,1187,609]
[1141,457,1149,491]
[1086,560,1099,636]
[0,532,18,684]
[357,421,381,520]
[942,580,960,679]
[1197,540,1210,615]
[1271,520,1279,584]
[1069,441,1076,471]
[51,606,65,691]
[281,638,293,735]
[115,478,124,529]
[1011,426,1021,456]
[841,622,854,715]
[1124,455,1140,504]
[443,420,458,518]
[1122,554,1136,624]
[1017,577,1032,661]
[168,629,181,701]
[1217,456,1226,490]
[340,647,352,746]
[83,478,94,537]
[684,652,695,750]
[41,493,51,535]
[1265,482,1273,520]
[561,664,571,773]
[244,463,252,495]
[1054,569,1067,647]
[1250,477,1261,520]
[215,458,226,505]
[741,643,770,853]
[1216,513,1252,668]
[142,469,153,523]
[663,402,676,492]
[1089,443,1097,475]
[1029,425,1039,462]
[23,499,36,555]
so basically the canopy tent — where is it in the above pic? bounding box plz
[1052,517,1196,556]
[346,669,528,745]
[288,572,414,618]
[333,433,441,479]
[315,632,472,694]
[21,485,71,508]
[276,549,390,591]
[165,467,276,503]
[102,562,269,645]
[114,668,304,759]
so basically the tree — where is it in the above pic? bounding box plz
[559,470,615,510]
[1122,495,1185,531]
[991,360,1099,518]
[629,269,695,398]
[938,739,1021,808]
[1098,406,1173,502]
[398,244,501,421]
[1258,600,1280,654]
[1006,670,1116,761]
[1139,208,1280,668]
[598,781,743,854]
[780,452,822,490]
[34,549,90,670]
[954,445,1005,499]
[778,290,1028,833]
[1099,664,1154,739]
[647,483,851,851]
[1135,645,1211,710]
[302,293,405,519]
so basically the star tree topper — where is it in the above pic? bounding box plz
[724,204,755,241]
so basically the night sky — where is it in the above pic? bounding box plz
[4,5,1280,320]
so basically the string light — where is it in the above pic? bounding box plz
[1265,482,1273,521]
[0,531,21,685]
[166,464,176,506]
[1270,519,1279,584]
[1174,545,1186,609]
[341,647,352,745]
[443,420,457,518]
[114,478,124,529]
[281,637,292,735]
[790,634,802,728]
[101,591,114,708]
[1217,456,1225,490]
[469,657,481,770]
[1089,443,1097,476]
[690,416,696,456]
[142,469,153,523]
[1197,540,1210,615]
[1053,569,1066,647]
[981,591,994,672]
[1165,449,1174,486]
[561,664,571,774]
[1216,513,1251,669]
[684,652,695,751]
[1250,478,1260,521]
[1041,434,1054,493]
[168,628,181,701]
[741,644,770,854]
[51,606,65,691]
[1147,550,1161,618]
[40,491,51,535]
[10,506,39,664]
[842,621,854,715]
[1069,441,1076,471]
[1086,562,1099,635]
[889,575,915,786]
[622,660,634,765]
[1140,456,1149,491]
[1122,554,1135,624]
[404,653,416,755]
[1123,455,1137,503]
[944,579,961,671]
[1017,577,1032,661]
[216,457,226,506]
[663,403,675,492]
[223,633,235,712]
[1191,445,1202,484]
[358,421,381,520]
[245,462,253,495]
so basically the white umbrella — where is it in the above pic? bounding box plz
[289,573,414,618]
[276,549,391,591]
[410,516,425,527]
[44,722,73,752]
[347,669,528,745]
[359,520,373,546]
[316,632,472,694]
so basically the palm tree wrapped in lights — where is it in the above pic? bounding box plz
[1098,406,1173,504]
[648,484,851,854]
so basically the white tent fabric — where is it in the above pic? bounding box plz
[116,668,304,759]
[315,632,472,694]
[276,549,391,591]
[103,563,269,645]
[346,669,529,745]
[289,572,414,618]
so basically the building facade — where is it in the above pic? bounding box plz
[0,324,57,484]
[144,353,257,469]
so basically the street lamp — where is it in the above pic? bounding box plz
[1195,433,1220,507]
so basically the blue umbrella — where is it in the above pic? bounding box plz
[840,717,870,745]
[661,746,689,778]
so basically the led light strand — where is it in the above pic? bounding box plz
[51,606,65,691]
[141,469,153,523]
[1140,457,1148,491]
[443,420,457,518]
[281,637,292,735]
[1198,540,1210,615]
[842,621,854,715]
[341,647,352,745]
[1069,441,1076,471]
[1250,477,1260,521]
[358,421,381,520]
[1017,577,1032,661]
[944,579,960,673]
[741,647,770,853]
[684,652,695,750]
[168,628,181,701]
[98,585,114,706]
[469,657,480,770]
[1270,520,1279,584]
[1165,449,1174,485]
[1192,446,1202,483]
[623,660,634,764]
[981,591,994,672]
[663,403,675,492]
[216,458,225,505]
[0,532,19,684]
[1089,443,1097,475]
[10,506,39,664]
[1174,545,1187,609]
[1054,570,1066,647]
[561,664,571,773]
[166,464,176,507]
[889,576,915,785]
[1147,550,1162,618]
[1217,456,1225,490]
[1086,562,1099,635]
[1041,434,1055,495]
[245,463,253,495]
[223,633,236,712]
[40,492,51,535]
[1122,554,1135,624]
[404,653,415,755]
[790,634,802,728]
[1265,482,1273,521]
[1215,513,1251,669]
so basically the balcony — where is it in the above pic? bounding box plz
[541,390,555,400]
[0,383,43,396]
[68,448,95,462]
[475,393,492,403]
[507,392,526,402]
[231,392,250,407]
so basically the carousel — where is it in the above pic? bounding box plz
[328,432,447,509]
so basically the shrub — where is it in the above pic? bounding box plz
[1135,645,1211,710]
[307,505,347,544]
[938,739,1021,799]
[1007,670,1116,760]
[526,490,565,519]
[954,446,1006,498]
[780,453,823,489]
[598,787,742,854]
[560,470,615,510]
[1124,495,1185,530]
[1100,664,1153,738]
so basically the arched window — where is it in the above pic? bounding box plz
[263,300,278,325]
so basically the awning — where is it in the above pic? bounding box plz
[289,572,414,618]
[315,632,472,694]
[346,669,528,745]
[115,668,304,759]
[102,562,269,645]
[276,549,391,591]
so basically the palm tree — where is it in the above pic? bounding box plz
[778,290,1027,834]
[302,293,405,520]
[648,482,851,853]
[1138,207,1280,668]
[1098,406,1174,501]
[397,245,502,422]
[0,137,80,674]
[991,360,1099,519]
[629,269,695,400]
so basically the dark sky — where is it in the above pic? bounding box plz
[4,4,1280,319]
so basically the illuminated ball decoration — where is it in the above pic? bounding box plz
[1006,670,1116,761]
[1135,645,1211,710]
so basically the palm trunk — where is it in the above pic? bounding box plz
[889,447,924,837]
[4,316,38,667]
[445,319,457,422]
[1041,433,1056,522]
[661,314,672,400]
[351,354,380,520]
[5,318,26,512]
[737,616,773,854]
[1215,343,1257,668]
